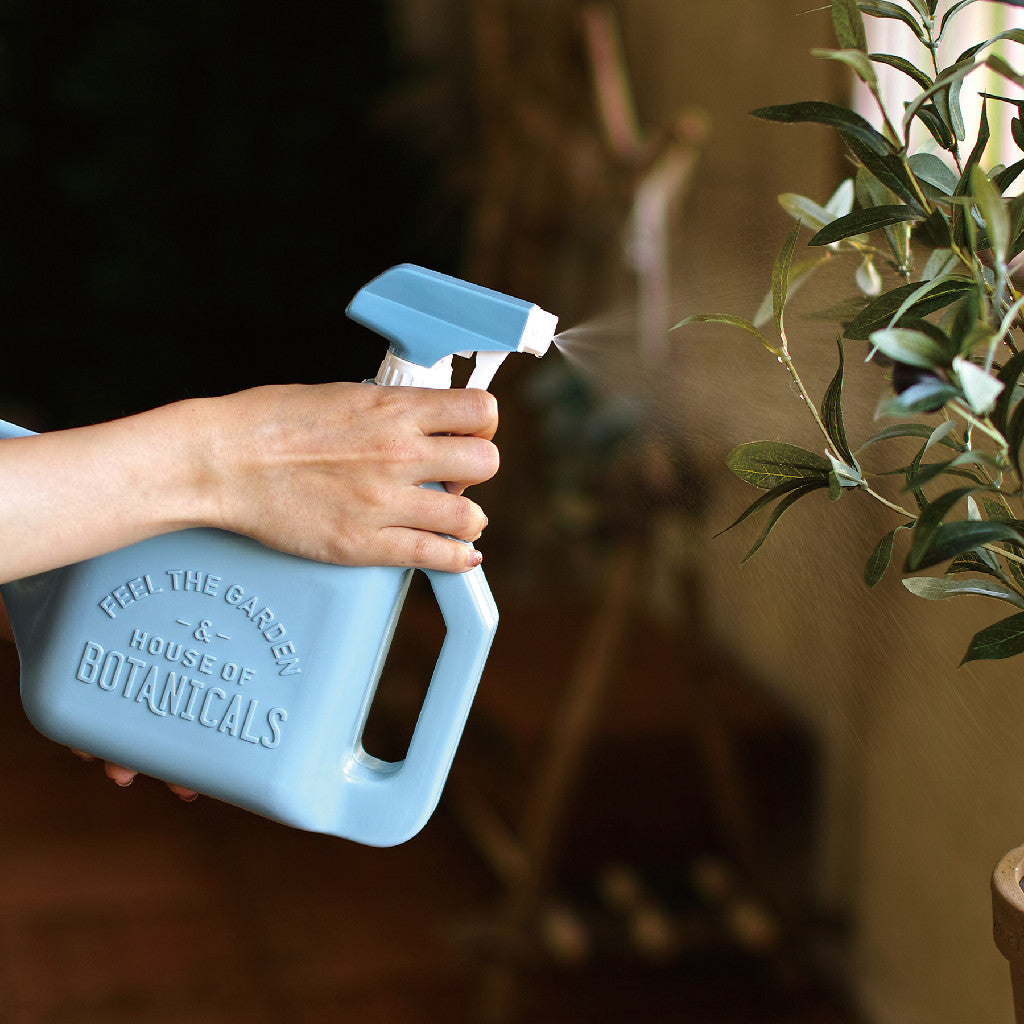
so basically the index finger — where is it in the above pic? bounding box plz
[414,387,499,440]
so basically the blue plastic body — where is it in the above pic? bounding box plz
[346,263,538,367]
[0,263,549,844]
[0,425,497,845]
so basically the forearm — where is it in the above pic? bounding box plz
[0,382,500,584]
[0,399,215,584]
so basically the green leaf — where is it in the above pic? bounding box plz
[938,0,977,40]
[808,204,920,246]
[671,313,781,357]
[970,163,1010,263]
[902,450,997,490]
[725,440,832,490]
[883,276,961,344]
[953,355,1004,414]
[752,255,831,328]
[958,98,991,195]
[947,550,1004,579]
[1006,397,1024,475]
[926,420,958,451]
[908,152,959,194]
[814,48,879,94]
[960,611,1024,664]
[859,0,926,43]
[1014,116,1024,152]
[772,222,802,334]
[832,0,868,51]
[715,477,823,537]
[778,193,835,230]
[993,349,1024,435]
[869,327,951,367]
[825,177,856,218]
[842,132,923,209]
[949,288,982,354]
[821,338,855,463]
[993,157,1024,195]
[907,485,987,564]
[902,575,1024,609]
[988,52,1024,92]
[902,57,986,143]
[875,379,963,416]
[905,519,1024,571]
[856,422,962,453]
[740,481,827,564]
[865,524,911,587]
[915,103,957,150]
[752,101,894,156]
[870,52,932,91]
[846,278,974,339]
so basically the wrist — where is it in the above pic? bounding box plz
[145,397,231,534]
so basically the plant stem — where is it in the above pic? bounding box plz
[985,543,1024,568]
[952,404,1009,451]
[778,341,838,461]
[860,482,916,520]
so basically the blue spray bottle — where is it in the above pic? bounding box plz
[0,264,556,846]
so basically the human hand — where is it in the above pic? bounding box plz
[71,750,199,802]
[191,382,500,574]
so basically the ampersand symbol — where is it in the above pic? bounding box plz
[193,620,212,643]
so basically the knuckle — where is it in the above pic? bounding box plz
[409,530,437,568]
[470,387,499,425]
[478,438,500,478]
[451,496,485,538]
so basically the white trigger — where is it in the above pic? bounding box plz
[466,351,508,391]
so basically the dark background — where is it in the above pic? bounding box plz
[0,2,466,428]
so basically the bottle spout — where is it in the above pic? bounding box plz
[346,264,558,390]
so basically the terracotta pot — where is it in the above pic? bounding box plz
[992,845,1024,1021]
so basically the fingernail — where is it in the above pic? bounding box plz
[468,549,483,568]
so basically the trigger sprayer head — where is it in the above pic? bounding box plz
[346,264,557,389]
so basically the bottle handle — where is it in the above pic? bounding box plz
[342,562,498,846]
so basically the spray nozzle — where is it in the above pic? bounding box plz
[346,264,558,390]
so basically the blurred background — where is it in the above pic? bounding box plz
[0,0,1023,1021]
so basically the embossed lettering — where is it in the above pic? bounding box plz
[123,656,146,696]
[99,574,162,618]
[221,583,302,676]
[199,687,226,728]
[166,569,222,596]
[158,672,188,716]
[73,641,288,749]
[241,700,261,743]
[76,641,104,683]
[181,678,206,722]
[136,667,165,716]
[218,693,244,737]
[97,650,125,692]
[262,708,287,748]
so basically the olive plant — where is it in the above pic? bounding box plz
[675,0,1024,664]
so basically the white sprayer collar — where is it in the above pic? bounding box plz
[375,350,454,389]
